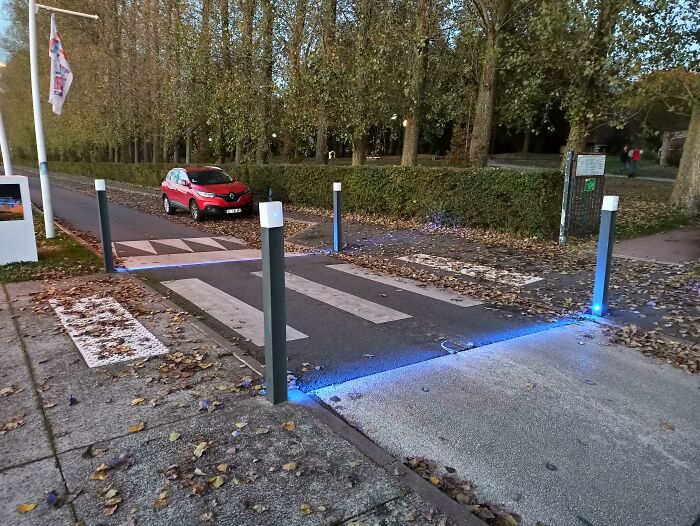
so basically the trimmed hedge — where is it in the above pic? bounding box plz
[32,161,563,237]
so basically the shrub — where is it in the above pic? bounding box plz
[23,161,563,237]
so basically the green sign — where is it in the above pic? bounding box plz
[584,178,596,192]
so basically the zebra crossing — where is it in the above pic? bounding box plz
[162,262,482,347]
[113,236,263,270]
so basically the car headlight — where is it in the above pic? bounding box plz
[196,191,216,198]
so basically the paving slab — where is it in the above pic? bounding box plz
[5,280,260,454]
[57,396,445,525]
[0,457,75,526]
[315,322,700,526]
[0,286,54,471]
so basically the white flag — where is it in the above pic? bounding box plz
[48,14,73,115]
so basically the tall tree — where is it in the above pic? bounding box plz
[401,0,433,166]
[256,0,275,164]
[466,0,512,167]
[315,0,336,164]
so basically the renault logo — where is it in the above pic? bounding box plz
[229,193,235,199]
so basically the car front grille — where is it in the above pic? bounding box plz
[215,192,246,202]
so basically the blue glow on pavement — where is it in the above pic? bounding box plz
[297,318,577,392]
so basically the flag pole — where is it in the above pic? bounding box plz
[28,1,98,239]
[29,0,55,238]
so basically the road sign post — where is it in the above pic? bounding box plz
[260,201,288,405]
[559,151,575,246]
[592,195,619,316]
[333,182,342,253]
[95,180,114,273]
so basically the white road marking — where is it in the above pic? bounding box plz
[213,236,247,246]
[161,278,307,346]
[398,253,542,287]
[51,295,169,368]
[183,237,228,250]
[327,263,482,307]
[119,249,308,270]
[252,271,412,324]
[150,238,194,252]
[120,249,262,270]
[114,240,157,255]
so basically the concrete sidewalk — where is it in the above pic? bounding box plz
[0,275,454,526]
[613,225,700,265]
[315,322,700,526]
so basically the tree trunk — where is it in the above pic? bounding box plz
[152,134,159,163]
[162,139,168,164]
[315,0,336,164]
[315,117,329,164]
[522,129,531,154]
[142,137,149,163]
[282,131,296,162]
[352,134,367,166]
[402,116,420,166]
[134,138,139,164]
[469,30,501,167]
[671,104,699,212]
[283,0,308,163]
[256,0,274,165]
[174,141,180,164]
[401,0,431,166]
[185,133,191,164]
[659,131,672,167]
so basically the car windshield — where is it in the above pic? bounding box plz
[188,170,234,185]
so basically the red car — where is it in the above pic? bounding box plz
[161,166,254,221]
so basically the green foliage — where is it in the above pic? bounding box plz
[37,161,563,237]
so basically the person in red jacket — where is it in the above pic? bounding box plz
[628,148,642,177]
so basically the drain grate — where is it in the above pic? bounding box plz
[51,295,169,367]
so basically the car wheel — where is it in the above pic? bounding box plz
[190,200,204,222]
[163,195,175,215]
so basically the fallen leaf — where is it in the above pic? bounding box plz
[429,475,441,485]
[16,503,37,513]
[217,463,229,473]
[1,414,25,434]
[168,432,181,442]
[127,421,145,433]
[130,397,145,406]
[104,489,118,499]
[253,503,268,513]
[281,421,296,431]
[235,421,248,429]
[282,461,297,472]
[209,475,225,488]
[0,385,22,397]
[193,441,209,458]
[300,502,313,515]
[661,422,675,430]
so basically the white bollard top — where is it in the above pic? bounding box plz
[95,179,106,191]
[333,182,342,192]
[259,201,284,229]
[601,195,619,212]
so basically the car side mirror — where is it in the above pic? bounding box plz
[180,180,189,187]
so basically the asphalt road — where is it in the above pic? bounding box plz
[18,167,560,390]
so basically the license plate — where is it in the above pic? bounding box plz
[226,208,242,214]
